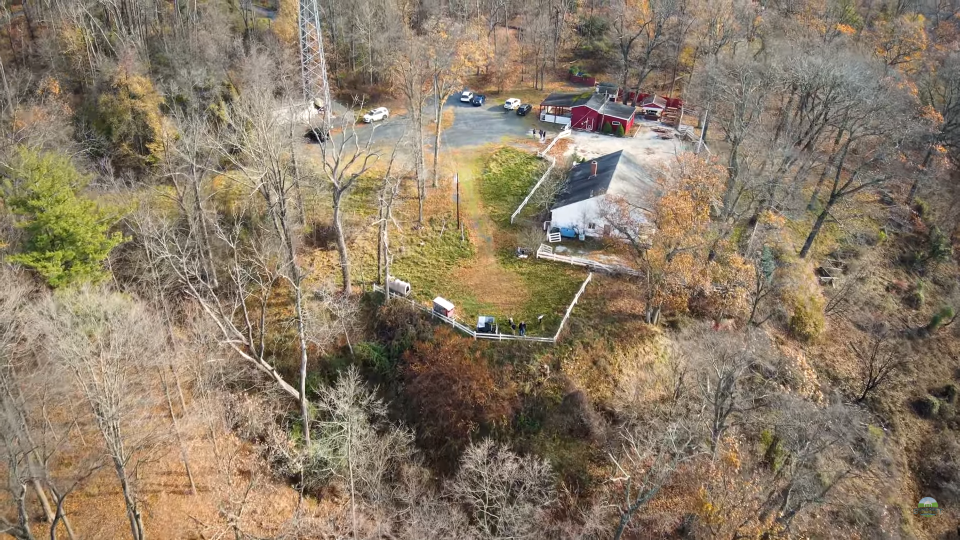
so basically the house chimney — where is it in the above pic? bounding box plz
[590,160,598,177]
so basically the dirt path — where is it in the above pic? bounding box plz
[447,150,530,313]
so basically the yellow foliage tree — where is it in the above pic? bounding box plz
[272,0,299,49]
[93,59,168,171]
[873,14,928,70]
[601,156,753,324]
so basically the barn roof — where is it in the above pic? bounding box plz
[573,93,608,112]
[552,151,655,210]
[641,94,667,108]
[596,82,620,96]
[600,101,637,120]
[552,152,621,209]
[540,91,595,107]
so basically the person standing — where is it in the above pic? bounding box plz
[519,321,526,336]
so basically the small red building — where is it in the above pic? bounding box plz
[570,93,637,133]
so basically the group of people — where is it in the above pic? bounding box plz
[531,128,547,143]
[508,317,527,336]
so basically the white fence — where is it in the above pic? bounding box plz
[372,273,592,344]
[509,127,572,224]
[536,244,642,277]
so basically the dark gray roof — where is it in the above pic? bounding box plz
[597,82,620,95]
[600,101,636,120]
[540,92,595,107]
[551,151,623,209]
[579,93,607,111]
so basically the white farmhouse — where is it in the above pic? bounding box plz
[549,150,655,238]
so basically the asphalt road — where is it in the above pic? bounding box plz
[347,95,561,150]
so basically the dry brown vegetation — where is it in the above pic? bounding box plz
[2,0,960,536]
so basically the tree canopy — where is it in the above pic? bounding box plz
[3,147,124,287]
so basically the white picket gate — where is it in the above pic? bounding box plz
[536,244,642,277]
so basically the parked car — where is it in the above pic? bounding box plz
[304,127,330,142]
[362,107,389,123]
[471,94,486,106]
[504,98,521,110]
[517,104,533,116]
[460,90,474,102]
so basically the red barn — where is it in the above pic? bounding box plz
[570,93,637,133]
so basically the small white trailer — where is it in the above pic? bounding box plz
[432,297,455,318]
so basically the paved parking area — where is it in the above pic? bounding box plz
[344,96,559,150]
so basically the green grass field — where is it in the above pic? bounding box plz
[385,146,586,337]
[479,147,548,227]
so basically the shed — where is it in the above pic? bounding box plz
[640,95,667,117]
[595,82,621,100]
[432,297,455,318]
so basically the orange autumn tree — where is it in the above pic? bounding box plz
[401,327,518,455]
[601,155,752,324]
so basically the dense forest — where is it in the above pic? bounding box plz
[1,0,960,536]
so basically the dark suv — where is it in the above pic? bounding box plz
[517,104,533,116]
[304,127,330,142]
[471,94,486,106]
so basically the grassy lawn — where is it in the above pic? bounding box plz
[479,147,548,227]
[383,145,586,337]
[495,248,586,334]
[390,216,482,309]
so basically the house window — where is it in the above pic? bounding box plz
[588,222,597,230]
[611,121,621,126]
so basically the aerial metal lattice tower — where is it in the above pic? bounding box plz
[298,0,332,126]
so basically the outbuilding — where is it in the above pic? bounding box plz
[639,94,668,117]
[538,91,594,125]
[570,94,637,133]
[432,297,455,318]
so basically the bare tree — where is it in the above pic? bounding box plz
[37,288,170,540]
[797,60,913,258]
[0,270,89,540]
[394,34,431,223]
[308,366,415,539]
[677,324,776,455]
[451,439,555,540]
[426,22,464,187]
[0,273,42,540]
[695,53,779,219]
[312,105,381,295]
[626,0,680,106]
[375,141,405,298]
[216,49,319,443]
[142,205,302,402]
[757,396,872,530]
[849,326,906,403]
[160,110,220,289]
[395,465,475,539]
[609,422,695,540]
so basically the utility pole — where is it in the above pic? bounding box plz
[455,171,461,230]
[298,0,332,128]
[697,107,709,155]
